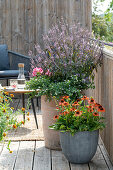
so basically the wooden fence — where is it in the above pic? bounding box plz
[86,48,113,163]
[0,0,91,55]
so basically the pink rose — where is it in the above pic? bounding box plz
[45,69,52,76]
[32,67,43,77]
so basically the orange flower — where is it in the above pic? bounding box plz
[62,102,69,106]
[27,112,30,116]
[3,109,6,113]
[4,92,9,95]
[63,96,69,99]
[10,94,14,97]
[1,96,3,99]
[75,110,82,117]
[88,109,93,112]
[60,99,65,103]
[13,124,17,129]
[21,121,25,125]
[93,112,99,116]
[70,108,76,112]
[61,111,69,115]
[53,115,59,120]
[98,106,105,112]
[88,98,95,104]
[95,103,101,107]
[27,117,30,121]
[6,115,9,119]
[86,105,94,109]
[21,107,25,112]
[72,102,79,107]
[3,132,6,137]
[81,96,89,100]
[76,99,81,102]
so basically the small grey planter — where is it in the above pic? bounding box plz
[60,130,99,164]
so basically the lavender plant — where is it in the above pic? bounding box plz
[27,19,103,100]
[30,19,102,80]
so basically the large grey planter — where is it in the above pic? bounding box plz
[60,130,99,164]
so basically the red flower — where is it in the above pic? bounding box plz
[88,98,95,104]
[75,110,82,117]
[76,99,81,102]
[81,96,89,100]
[60,99,65,103]
[63,96,69,99]
[53,115,59,120]
[95,103,101,107]
[93,112,99,116]
[87,105,94,109]
[62,102,69,106]
[70,108,76,112]
[98,106,105,112]
[62,111,69,115]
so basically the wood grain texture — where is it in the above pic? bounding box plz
[89,146,109,170]
[0,0,91,54]
[14,141,35,170]
[0,142,19,170]
[87,50,113,164]
[52,150,70,170]
[0,140,112,170]
[33,141,51,170]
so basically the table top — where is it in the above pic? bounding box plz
[1,86,39,94]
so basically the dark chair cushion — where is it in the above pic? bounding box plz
[0,44,10,70]
[0,70,27,78]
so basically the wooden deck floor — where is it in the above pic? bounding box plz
[0,140,112,170]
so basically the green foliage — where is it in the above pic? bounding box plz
[26,74,94,101]
[92,0,113,42]
[49,96,105,135]
[0,90,29,152]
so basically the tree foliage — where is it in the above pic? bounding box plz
[92,0,113,42]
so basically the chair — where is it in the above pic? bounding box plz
[0,44,30,85]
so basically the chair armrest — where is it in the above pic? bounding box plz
[8,51,31,75]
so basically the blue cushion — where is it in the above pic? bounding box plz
[0,70,27,77]
[0,44,10,70]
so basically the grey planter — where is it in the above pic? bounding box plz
[60,130,99,164]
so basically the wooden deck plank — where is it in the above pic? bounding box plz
[0,142,19,170]
[71,163,89,170]
[89,145,109,170]
[0,140,112,170]
[52,150,70,170]
[0,142,4,155]
[14,141,35,170]
[33,141,51,170]
[99,138,113,170]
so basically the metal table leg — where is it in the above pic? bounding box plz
[22,93,38,129]
[30,97,38,129]
[21,93,25,120]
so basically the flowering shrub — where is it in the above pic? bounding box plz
[49,96,105,135]
[27,18,103,100]
[0,89,30,152]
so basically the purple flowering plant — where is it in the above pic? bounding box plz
[26,18,103,100]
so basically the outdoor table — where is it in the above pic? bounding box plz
[2,87,39,129]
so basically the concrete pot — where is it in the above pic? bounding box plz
[41,96,61,150]
[60,130,99,163]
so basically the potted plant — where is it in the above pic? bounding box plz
[0,89,30,152]
[26,19,103,149]
[50,96,105,163]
